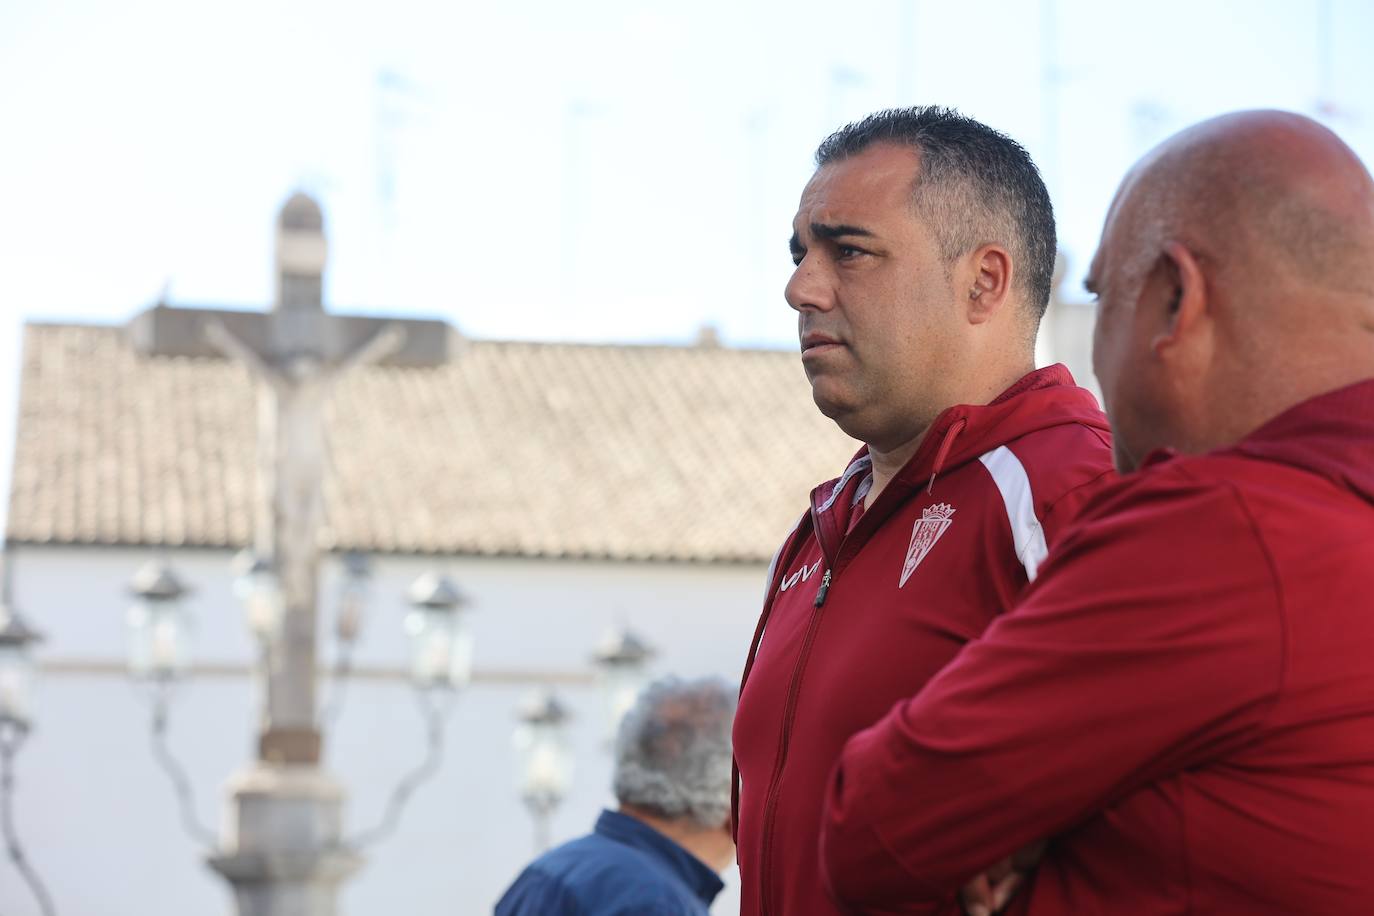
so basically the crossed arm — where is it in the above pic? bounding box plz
[819,469,1284,912]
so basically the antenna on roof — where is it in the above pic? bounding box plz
[1312,0,1357,122]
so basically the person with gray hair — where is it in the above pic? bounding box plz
[496,675,737,915]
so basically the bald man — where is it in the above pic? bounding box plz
[816,110,1374,915]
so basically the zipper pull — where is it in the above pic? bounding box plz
[813,569,832,608]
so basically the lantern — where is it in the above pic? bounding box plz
[592,626,655,739]
[232,550,284,640]
[126,562,193,680]
[514,688,573,851]
[0,605,43,729]
[403,573,473,688]
[334,552,371,644]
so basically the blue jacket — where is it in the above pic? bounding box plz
[496,809,725,915]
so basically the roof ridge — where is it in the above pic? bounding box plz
[9,319,856,562]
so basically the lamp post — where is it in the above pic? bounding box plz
[0,590,56,916]
[592,625,655,740]
[125,561,220,850]
[0,608,43,732]
[128,558,474,882]
[333,572,468,851]
[514,688,572,853]
[319,553,370,728]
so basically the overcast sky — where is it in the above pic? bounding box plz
[2,0,1372,526]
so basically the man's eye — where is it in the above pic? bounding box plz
[837,245,865,260]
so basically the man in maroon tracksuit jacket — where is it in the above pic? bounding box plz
[732,107,1114,916]
[820,111,1374,914]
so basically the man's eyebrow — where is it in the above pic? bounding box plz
[1083,275,1098,295]
[811,222,874,241]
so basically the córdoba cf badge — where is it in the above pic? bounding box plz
[900,503,956,587]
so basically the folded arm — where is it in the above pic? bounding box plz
[820,469,1284,910]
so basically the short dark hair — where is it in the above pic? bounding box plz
[816,106,1057,319]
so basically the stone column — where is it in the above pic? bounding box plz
[208,766,362,916]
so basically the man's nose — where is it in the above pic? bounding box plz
[785,256,834,313]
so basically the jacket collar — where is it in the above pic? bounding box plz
[1148,377,1374,507]
[594,809,725,905]
[807,364,1105,563]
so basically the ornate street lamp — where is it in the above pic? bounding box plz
[125,561,217,848]
[231,550,284,642]
[404,573,473,689]
[514,688,573,853]
[127,553,476,858]
[592,625,655,740]
[126,562,193,681]
[334,553,371,645]
[319,553,371,727]
[0,588,57,916]
[0,608,43,732]
[341,571,472,849]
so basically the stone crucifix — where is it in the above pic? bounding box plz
[206,317,402,765]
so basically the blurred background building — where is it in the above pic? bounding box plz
[2,195,863,914]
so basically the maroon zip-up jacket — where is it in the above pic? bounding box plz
[732,365,1113,916]
[821,378,1374,914]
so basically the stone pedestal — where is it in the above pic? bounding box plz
[208,765,363,916]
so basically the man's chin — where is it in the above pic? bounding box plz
[809,386,851,420]
[809,388,866,435]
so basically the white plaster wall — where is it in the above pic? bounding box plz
[1044,299,1102,404]
[2,545,766,915]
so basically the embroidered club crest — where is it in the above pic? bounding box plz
[900,503,956,587]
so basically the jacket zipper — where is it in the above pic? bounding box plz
[757,564,833,915]
[813,569,832,607]
[749,411,967,912]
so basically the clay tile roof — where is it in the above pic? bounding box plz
[6,323,858,563]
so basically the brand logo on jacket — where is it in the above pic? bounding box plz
[900,503,956,587]
[779,559,822,593]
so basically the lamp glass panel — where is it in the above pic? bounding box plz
[599,663,647,740]
[126,598,191,679]
[515,720,573,806]
[335,576,369,643]
[243,569,285,640]
[0,643,35,724]
[406,607,474,688]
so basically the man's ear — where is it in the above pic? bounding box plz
[1150,240,1208,355]
[966,244,1014,325]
